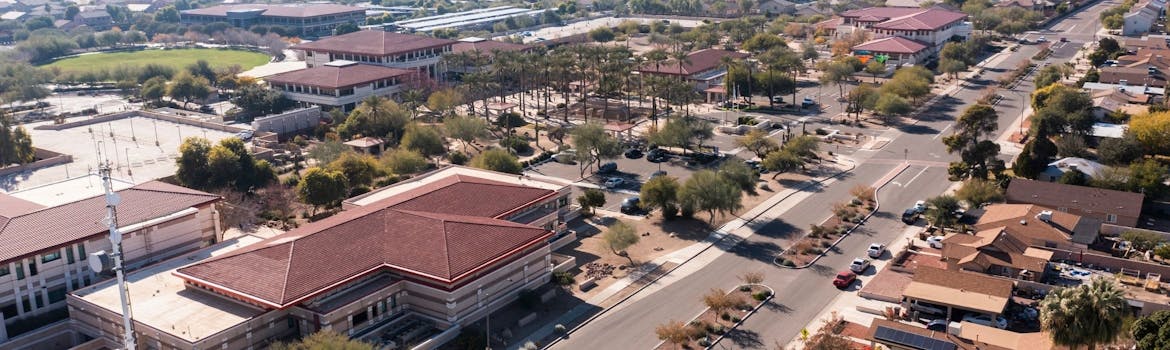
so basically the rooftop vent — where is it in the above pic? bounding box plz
[324,60,359,67]
[1036,210,1054,222]
[1020,219,1027,225]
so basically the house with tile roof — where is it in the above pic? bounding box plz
[264,60,419,112]
[1006,178,1144,228]
[852,36,931,65]
[293,29,457,79]
[180,4,365,37]
[636,48,751,101]
[939,203,1102,283]
[902,266,1015,319]
[829,7,970,57]
[68,166,572,350]
[0,181,220,344]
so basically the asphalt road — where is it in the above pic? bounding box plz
[549,1,1118,348]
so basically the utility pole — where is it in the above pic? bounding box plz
[100,162,137,350]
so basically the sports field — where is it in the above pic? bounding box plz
[43,48,271,75]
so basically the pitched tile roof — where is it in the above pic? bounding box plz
[292,30,457,57]
[181,4,363,18]
[175,173,557,308]
[0,193,44,218]
[1099,66,1167,87]
[942,228,1050,273]
[1005,179,1144,222]
[0,181,219,264]
[853,36,929,54]
[1124,37,1170,51]
[264,62,415,89]
[637,48,749,76]
[839,7,967,31]
[975,203,1100,245]
[902,266,1013,314]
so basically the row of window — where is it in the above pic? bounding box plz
[0,244,86,279]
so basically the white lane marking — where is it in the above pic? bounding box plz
[904,167,929,188]
[932,123,953,140]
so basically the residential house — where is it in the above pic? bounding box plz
[1038,157,1108,182]
[852,36,931,65]
[795,4,831,17]
[1124,37,1170,52]
[1091,122,1129,140]
[264,60,418,112]
[1091,87,1151,119]
[72,10,113,30]
[1124,0,1166,36]
[293,30,457,79]
[941,226,1054,281]
[976,203,1100,249]
[902,267,1015,320]
[0,10,23,20]
[995,0,1051,11]
[827,7,970,55]
[180,4,365,37]
[635,48,750,101]
[0,179,220,345]
[866,319,1061,350]
[1006,178,1144,227]
[758,0,796,15]
[68,166,574,350]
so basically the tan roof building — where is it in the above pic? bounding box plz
[293,30,456,78]
[1006,179,1144,228]
[903,267,1014,316]
[975,203,1100,247]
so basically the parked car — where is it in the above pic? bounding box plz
[926,319,950,332]
[650,170,668,178]
[235,130,254,141]
[554,151,577,164]
[849,258,871,273]
[1059,37,1068,42]
[647,149,668,162]
[604,177,624,188]
[962,314,1008,329]
[832,270,857,289]
[902,208,920,224]
[909,300,947,316]
[802,97,816,107]
[621,196,640,214]
[624,148,644,159]
[867,243,886,258]
[926,235,945,249]
[914,200,927,213]
[598,162,618,173]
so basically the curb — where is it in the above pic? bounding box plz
[650,283,776,350]
[773,162,912,269]
[537,159,857,349]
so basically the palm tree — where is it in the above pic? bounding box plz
[643,49,670,127]
[1040,278,1129,350]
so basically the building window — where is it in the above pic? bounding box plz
[15,262,24,280]
[1106,214,1118,223]
[66,248,74,264]
[42,252,61,263]
[79,244,86,260]
[0,266,7,277]
[28,260,37,276]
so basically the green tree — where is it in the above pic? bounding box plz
[1098,134,1144,166]
[206,144,242,189]
[719,161,758,194]
[955,179,1003,208]
[943,104,1002,180]
[1059,169,1090,186]
[784,135,820,159]
[154,5,180,22]
[1121,230,1165,251]
[939,58,967,80]
[571,123,622,176]
[272,331,373,350]
[308,140,350,165]
[924,195,961,229]
[167,71,211,108]
[65,5,79,20]
[469,148,522,174]
[640,175,680,214]
[1040,278,1129,350]
[427,88,463,118]
[603,220,639,265]
[328,152,380,189]
[443,115,489,151]
[882,66,932,103]
[865,60,887,82]
[873,94,911,123]
[577,188,606,215]
[762,149,802,178]
[1129,111,1170,155]
[1133,310,1170,349]
[175,137,212,189]
[231,84,292,120]
[400,123,446,162]
[380,148,428,175]
[734,129,779,158]
[680,170,743,223]
[589,27,615,42]
[1034,65,1064,88]
[333,22,359,35]
[1129,159,1167,197]
[337,96,411,141]
[297,167,349,213]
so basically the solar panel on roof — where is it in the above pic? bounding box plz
[873,326,957,350]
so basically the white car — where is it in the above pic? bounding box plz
[867,243,886,258]
[849,258,871,273]
[1037,36,1048,42]
[926,235,945,249]
[603,177,624,188]
[914,200,927,213]
[962,314,1009,329]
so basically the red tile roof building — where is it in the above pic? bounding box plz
[265,60,418,111]
[828,7,970,61]
[294,30,458,78]
[180,4,365,37]
[636,48,750,102]
[1005,179,1144,228]
[852,36,931,64]
[72,167,573,349]
[0,181,220,343]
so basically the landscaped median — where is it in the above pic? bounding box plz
[653,279,774,350]
[774,185,877,268]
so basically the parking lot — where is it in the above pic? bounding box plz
[528,149,733,213]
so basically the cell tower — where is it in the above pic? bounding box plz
[95,161,138,350]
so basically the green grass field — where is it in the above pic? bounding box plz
[43,48,271,75]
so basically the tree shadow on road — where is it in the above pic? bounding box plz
[727,239,784,263]
[809,263,837,277]
[762,301,794,314]
[744,218,798,239]
[723,328,764,349]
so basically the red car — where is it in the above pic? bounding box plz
[833,270,857,289]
